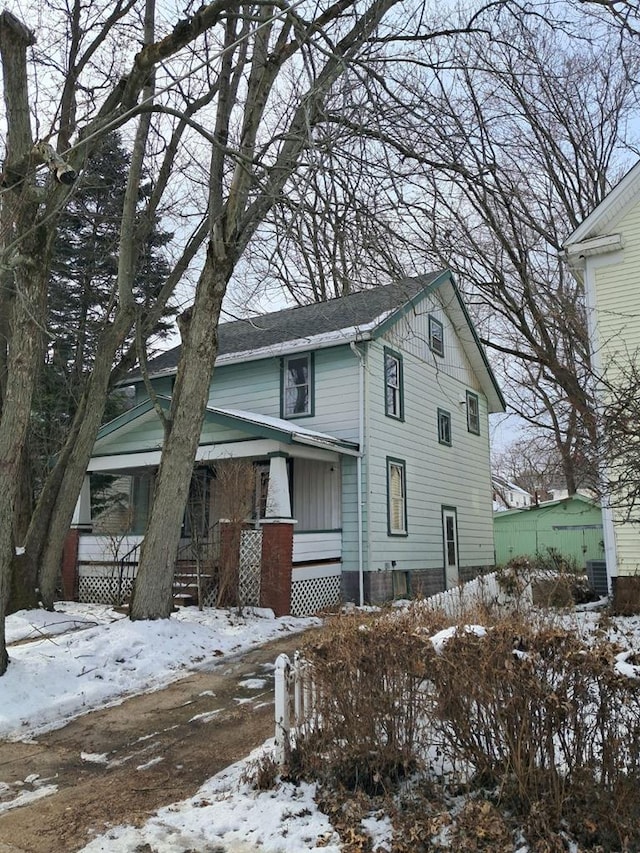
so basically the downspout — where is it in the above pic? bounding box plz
[350,342,365,606]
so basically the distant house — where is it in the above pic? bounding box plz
[563,162,640,611]
[66,272,505,615]
[493,494,604,571]
[492,475,533,511]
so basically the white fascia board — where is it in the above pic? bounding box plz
[562,233,623,263]
[145,324,381,382]
[291,432,360,456]
[88,450,162,471]
[564,160,640,246]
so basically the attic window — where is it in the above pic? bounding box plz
[429,315,444,357]
[282,353,313,418]
[466,391,480,434]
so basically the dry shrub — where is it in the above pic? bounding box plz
[429,616,640,848]
[292,608,447,793]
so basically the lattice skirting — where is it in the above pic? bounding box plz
[79,574,134,605]
[291,573,341,616]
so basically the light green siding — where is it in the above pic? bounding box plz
[494,497,604,568]
[364,328,494,577]
[208,345,361,442]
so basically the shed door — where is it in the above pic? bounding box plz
[443,507,459,589]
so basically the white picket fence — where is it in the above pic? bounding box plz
[274,651,316,764]
[417,570,532,618]
[273,570,532,763]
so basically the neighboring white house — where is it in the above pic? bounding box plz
[492,475,533,512]
[563,161,640,612]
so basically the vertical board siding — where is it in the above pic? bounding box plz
[293,459,342,531]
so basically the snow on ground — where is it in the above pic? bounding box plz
[2,602,318,741]
[81,744,343,853]
[3,602,640,852]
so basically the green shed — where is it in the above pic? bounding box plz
[493,495,604,568]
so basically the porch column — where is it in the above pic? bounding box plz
[71,475,92,528]
[260,520,294,616]
[64,475,92,602]
[260,453,294,615]
[265,453,291,519]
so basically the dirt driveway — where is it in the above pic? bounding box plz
[0,628,318,853]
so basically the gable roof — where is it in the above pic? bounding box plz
[493,493,600,519]
[131,271,505,411]
[563,160,640,252]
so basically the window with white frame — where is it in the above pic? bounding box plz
[466,390,480,434]
[438,408,452,446]
[384,349,403,420]
[429,315,444,357]
[282,353,313,417]
[387,458,407,535]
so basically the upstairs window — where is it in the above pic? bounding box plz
[282,353,313,418]
[466,390,480,434]
[384,348,404,420]
[429,315,444,357]
[387,458,407,535]
[437,408,452,446]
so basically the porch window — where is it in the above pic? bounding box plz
[384,348,404,420]
[281,353,313,418]
[387,457,407,536]
[466,391,480,435]
[437,408,452,446]
[429,315,444,357]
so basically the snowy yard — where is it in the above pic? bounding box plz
[2,601,640,852]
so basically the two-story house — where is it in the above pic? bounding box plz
[66,271,505,615]
[563,161,640,612]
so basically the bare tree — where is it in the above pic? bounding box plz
[129,0,412,619]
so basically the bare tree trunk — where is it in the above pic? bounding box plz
[0,12,43,674]
[130,248,230,619]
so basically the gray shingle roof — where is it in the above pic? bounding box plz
[140,273,444,378]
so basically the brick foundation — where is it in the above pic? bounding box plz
[612,576,640,615]
[260,522,294,616]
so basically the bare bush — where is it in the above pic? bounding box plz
[429,619,640,849]
[292,609,448,793]
[290,606,640,848]
[214,458,256,609]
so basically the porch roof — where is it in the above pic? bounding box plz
[204,406,360,454]
[89,397,359,471]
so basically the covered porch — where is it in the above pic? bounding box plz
[63,402,359,616]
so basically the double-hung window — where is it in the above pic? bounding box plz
[437,408,452,446]
[282,353,313,418]
[387,458,407,535]
[429,315,444,357]
[384,348,404,420]
[466,391,480,434]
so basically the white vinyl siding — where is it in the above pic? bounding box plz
[590,201,640,575]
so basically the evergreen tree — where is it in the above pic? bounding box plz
[30,133,173,517]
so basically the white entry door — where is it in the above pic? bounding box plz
[442,507,459,589]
